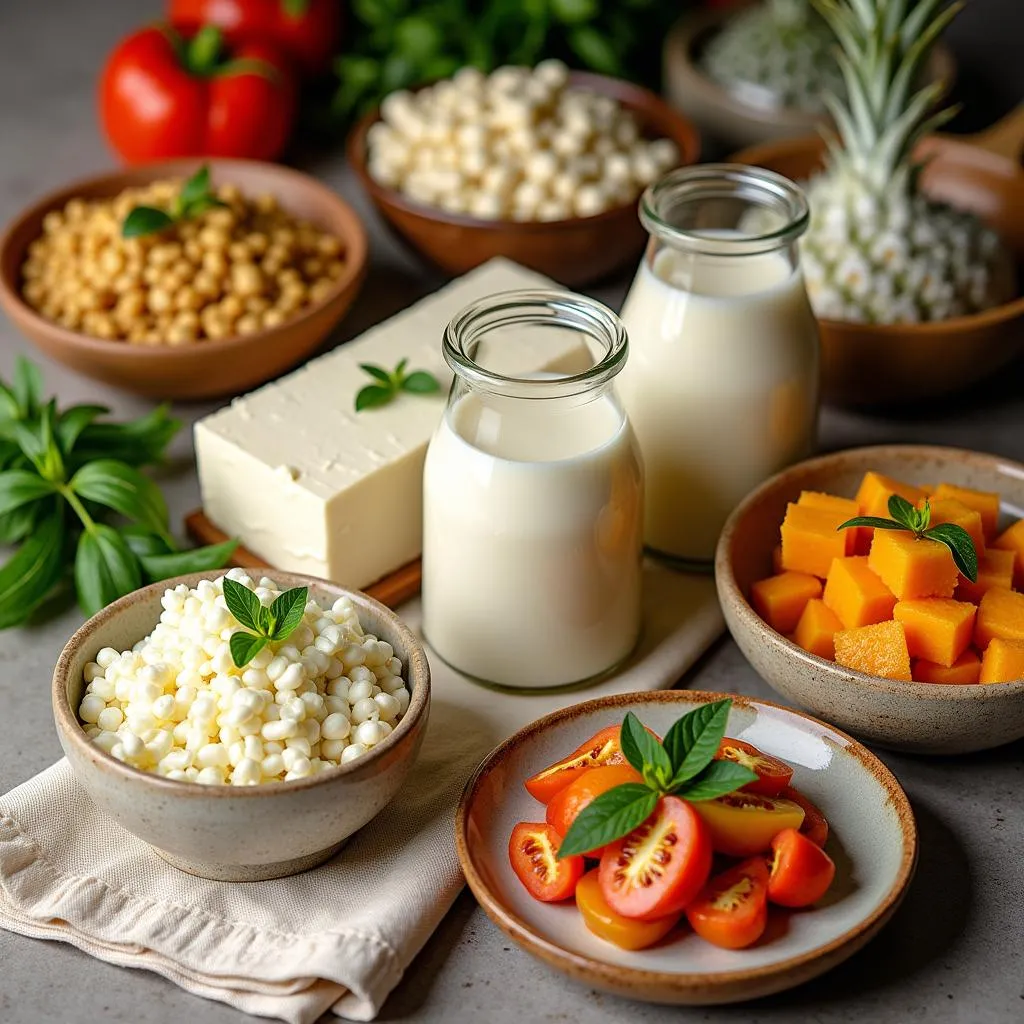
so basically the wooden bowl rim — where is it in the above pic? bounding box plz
[346,69,701,234]
[0,157,369,361]
[715,443,1024,699]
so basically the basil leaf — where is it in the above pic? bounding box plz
[664,698,733,785]
[122,525,174,560]
[122,206,175,239]
[620,711,670,781]
[269,586,308,641]
[924,523,979,582]
[0,510,64,628]
[72,406,180,468]
[38,400,65,481]
[674,759,758,801]
[180,165,212,208]
[401,371,441,394]
[222,576,263,631]
[355,384,394,412]
[12,357,43,418]
[557,784,659,858]
[0,379,18,419]
[230,631,268,669]
[182,195,227,219]
[57,404,108,457]
[359,363,392,385]
[74,525,142,616]
[70,459,169,533]
[886,494,917,529]
[140,539,239,581]
[0,498,45,544]
[552,0,598,23]
[568,25,622,75]
[0,470,54,516]
[837,516,909,532]
[12,421,47,474]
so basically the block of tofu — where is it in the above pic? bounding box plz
[195,258,592,588]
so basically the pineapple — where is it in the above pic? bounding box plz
[702,0,845,115]
[801,0,1015,324]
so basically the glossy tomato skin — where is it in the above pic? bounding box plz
[509,822,584,903]
[524,725,627,804]
[545,765,642,851]
[715,737,793,797]
[100,26,296,163]
[692,791,805,857]
[576,869,679,950]
[781,786,829,847]
[169,0,342,76]
[685,856,769,950]
[599,796,712,922]
[768,828,836,907]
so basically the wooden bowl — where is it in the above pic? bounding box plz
[0,159,368,400]
[730,107,1024,407]
[346,72,700,287]
[715,445,1024,755]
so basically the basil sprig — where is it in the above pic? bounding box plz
[355,359,440,412]
[838,494,978,582]
[223,578,309,668]
[122,165,227,239]
[557,699,756,859]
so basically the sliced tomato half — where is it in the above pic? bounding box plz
[509,822,584,902]
[546,764,642,853]
[576,869,680,950]
[768,827,836,907]
[685,856,770,950]
[781,785,829,847]
[715,737,793,796]
[692,791,805,857]
[524,725,627,804]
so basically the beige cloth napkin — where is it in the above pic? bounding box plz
[0,570,722,1023]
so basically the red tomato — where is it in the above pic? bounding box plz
[525,725,629,804]
[781,786,830,847]
[768,828,836,907]
[715,737,793,796]
[545,765,643,849]
[598,796,712,921]
[576,869,679,950]
[692,791,805,857]
[508,822,584,902]
[170,0,342,77]
[100,25,296,164]
[685,856,770,950]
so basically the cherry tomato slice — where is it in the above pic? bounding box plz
[781,786,830,848]
[524,726,627,804]
[546,765,643,852]
[692,792,805,857]
[715,737,794,797]
[509,822,584,902]
[576,869,680,950]
[768,828,836,907]
[599,796,712,921]
[685,856,769,950]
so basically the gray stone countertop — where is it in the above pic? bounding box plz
[0,1,1022,1022]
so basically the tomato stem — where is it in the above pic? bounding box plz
[186,25,223,75]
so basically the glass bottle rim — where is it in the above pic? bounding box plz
[443,289,628,400]
[639,163,810,257]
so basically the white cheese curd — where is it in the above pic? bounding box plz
[367,60,680,221]
[77,571,411,785]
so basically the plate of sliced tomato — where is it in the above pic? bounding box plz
[455,690,917,1005]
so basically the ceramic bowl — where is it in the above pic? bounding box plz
[346,71,700,287]
[52,571,429,881]
[456,690,917,1005]
[730,107,1024,407]
[0,159,368,400]
[716,445,1024,755]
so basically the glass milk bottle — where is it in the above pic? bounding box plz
[618,164,820,569]
[422,290,644,690]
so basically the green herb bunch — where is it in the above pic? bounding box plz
[223,578,309,667]
[558,699,757,858]
[0,357,237,626]
[356,359,440,411]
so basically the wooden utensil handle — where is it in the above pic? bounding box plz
[968,104,1024,162]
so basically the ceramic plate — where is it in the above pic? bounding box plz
[456,690,917,1005]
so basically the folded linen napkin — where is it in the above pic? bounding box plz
[0,569,722,1023]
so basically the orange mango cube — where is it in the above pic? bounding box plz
[823,556,896,628]
[931,483,1001,540]
[893,599,977,667]
[834,620,912,681]
[855,472,929,517]
[956,548,1016,604]
[974,587,1024,649]
[797,491,858,556]
[992,519,1024,589]
[868,530,959,600]
[794,598,844,660]
[979,638,1024,684]
[913,649,982,685]
[925,498,986,558]
[750,571,823,635]
[780,504,849,579]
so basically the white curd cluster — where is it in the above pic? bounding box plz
[367,60,681,221]
[78,571,410,785]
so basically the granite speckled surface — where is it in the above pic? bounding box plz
[1,1,1023,1021]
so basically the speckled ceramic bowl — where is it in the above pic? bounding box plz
[457,690,917,1005]
[716,445,1024,754]
[52,571,430,881]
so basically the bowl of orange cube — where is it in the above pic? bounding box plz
[715,444,1024,754]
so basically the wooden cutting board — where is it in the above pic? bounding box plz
[184,510,422,609]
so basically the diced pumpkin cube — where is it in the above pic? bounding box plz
[780,504,848,578]
[893,598,977,667]
[794,598,843,660]
[931,483,1001,540]
[855,472,929,517]
[823,556,896,628]
[834,620,912,681]
[925,498,985,558]
[956,548,1016,604]
[979,638,1024,684]
[992,519,1024,590]
[913,649,982,685]
[974,587,1024,649]
[797,492,859,556]
[868,530,959,600]
[772,544,784,575]
[750,571,823,634]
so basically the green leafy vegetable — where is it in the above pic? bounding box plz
[122,165,226,239]
[223,578,309,668]
[355,360,441,412]
[557,699,757,858]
